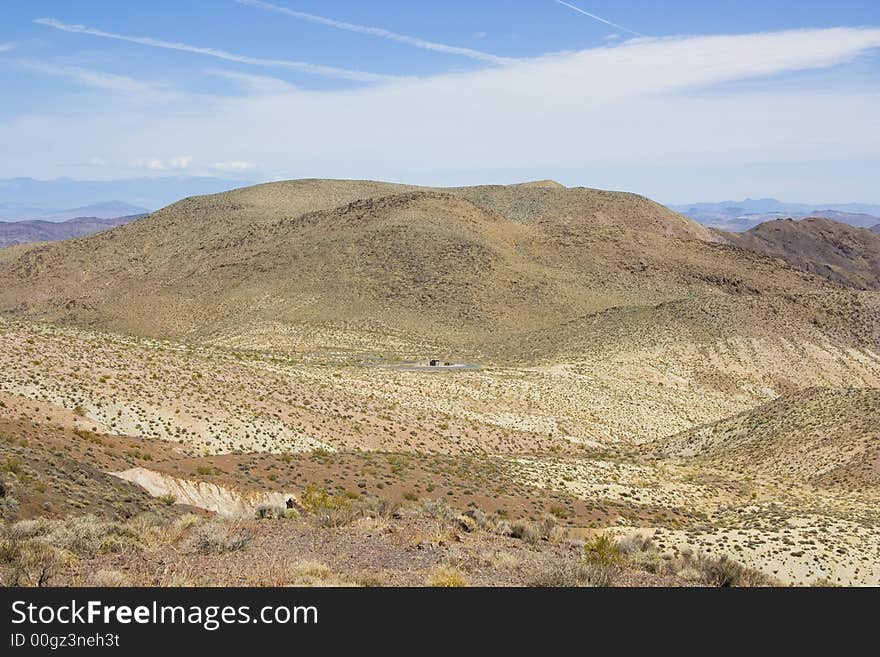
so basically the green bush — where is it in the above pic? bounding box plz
[584,534,623,567]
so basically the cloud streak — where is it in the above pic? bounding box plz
[0,43,15,53]
[17,59,161,93]
[212,161,257,172]
[236,0,512,65]
[554,0,644,37]
[143,156,193,171]
[34,17,398,83]
[4,27,880,198]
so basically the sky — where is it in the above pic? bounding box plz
[0,0,879,204]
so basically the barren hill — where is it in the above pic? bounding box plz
[0,178,851,357]
[716,217,880,289]
[655,387,880,487]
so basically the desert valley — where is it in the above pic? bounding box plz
[0,178,877,587]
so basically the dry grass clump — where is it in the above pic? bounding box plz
[687,553,772,587]
[0,538,74,586]
[88,569,132,587]
[528,558,616,587]
[617,535,773,587]
[528,534,626,587]
[10,515,145,557]
[188,521,253,554]
[484,551,521,570]
[507,516,558,545]
[0,511,203,585]
[300,486,401,528]
[300,486,358,528]
[284,560,353,586]
[429,565,468,587]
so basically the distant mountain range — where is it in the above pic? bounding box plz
[671,198,880,232]
[0,214,145,248]
[0,176,251,222]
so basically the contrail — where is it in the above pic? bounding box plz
[34,17,398,83]
[236,0,513,65]
[554,0,644,37]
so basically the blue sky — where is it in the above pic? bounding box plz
[1,0,879,203]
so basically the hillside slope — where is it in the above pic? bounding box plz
[716,217,880,289]
[0,180,880,372]
[655,387,880,487]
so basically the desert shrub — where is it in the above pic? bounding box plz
[301,486,357,528]
[6,518,52,541]
[618,534,655,556]
[618,533,664,573]
[528,560,583,587]
[494,520,513,537]
[483,551,520,570]
[354,571,388,587]
[281,561,355,587]
[509,520,541,545]
[0,477,19,522]
[810,577,840,588]
[668,550,771,587]
[528,559,617,587]
[98,533,144,555]
[537,515,557,540]
[548,524,570,544]
[190,522,253,554]
[696,554,769,587]
[357,495,398,520]
[157,493,177,506]
[44,516,143,557]
[419,498,458,524]
[89,570,131,587]
[456,514,477,533]
[0,458,25,476]
[581,563,617,587]
[286,560,332,585]
[629,550,664,574]
[429,565,467,587]
[462,507,497,532]
[584,534,623,567]
[128,512,196,548]
[0,539,73,586]
[256,505,283,520]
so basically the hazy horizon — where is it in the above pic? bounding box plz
[2,1,879,203]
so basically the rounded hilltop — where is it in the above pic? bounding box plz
[510,180,567,189]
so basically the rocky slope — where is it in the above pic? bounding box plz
[716,217,880,290]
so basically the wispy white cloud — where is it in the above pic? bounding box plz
[16,59,160,93]
[4,28,880,194]
[554,0,644,37]
[141,156,193,171]
[212,161,257,172]
[0,43,15,53]
[236,0,512,65]
[212,69,297,94]
[34,17,398,83]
